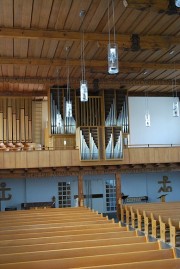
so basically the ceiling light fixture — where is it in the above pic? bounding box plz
[108,0,119,74]
[175,0,180,7]
[79,10,88,102]
[145,90,151,127]
[172,65,179,117]
[65,46,72,117]
[123,0,128,8]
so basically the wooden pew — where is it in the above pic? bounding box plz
[0,219,115,232]
[0,221,118,236]
[0,241,160,264]
[0,249,175,269]
[0,235,148,255]
[0,225,127,241]
[77,259,180,269]
[122,202,180,228]
[0,230,138,247]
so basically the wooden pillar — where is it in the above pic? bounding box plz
[115,173,121,221]
[78,173,84,207]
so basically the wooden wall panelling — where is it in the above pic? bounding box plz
[15,151,27,168]
[0,152,4,167]
[89,98,92,126]
[154,147,169,163]
[49,150,61,167]
[0,112,3,141]
[98,127,104,160]
[60,150,72,166]
[28,119,32,142]
[0,99,3,141]
[3,152,16,169]
[3,98,7,142]
[28,98,32,142]
[146,148,156,163]
[128,148,146,163]
[12,99,17,142]
[3,118,7,142]
[20,98,25,142]
[38,151,50,167]
[24,99,29,142]
[8,104,12,141]
[25,115,29,141]
[168,147,180,162]
[71,149,80,166]
[16,99,20,142]
[26,151,39,168]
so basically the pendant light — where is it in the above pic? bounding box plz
[145,91,151,127]
[65,46,72,118]
[108,0,119,74]
[172,75,179,117]
[80,10,88,102]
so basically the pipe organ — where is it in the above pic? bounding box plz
[105,127,123,159]
[80,127,99,160]
[50,87,76,135]
[0,97,32,143]
[49,87,128,160]
[104,90,129,133]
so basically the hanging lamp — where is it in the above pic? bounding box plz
[145,91,151,127]
[65,46,72,117]
[80,10,88,102]
[108,0,119,74]
[172,75,179,117]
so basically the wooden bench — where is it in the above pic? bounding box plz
[121,202,180,247]
[0,241,160,264]
[0,235,147,255]
[0,230,138,247]
[0,249,175,269]
[78,259,180,269]
[0,225,127,241]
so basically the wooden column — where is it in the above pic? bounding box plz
[115,173,121,221]
[78,173,84,207]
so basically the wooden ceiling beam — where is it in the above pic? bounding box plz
[0,27,179,50]
[0,57,179,70]
[0,77,179,87]
[126,0,180,14]
[125,0,169,10]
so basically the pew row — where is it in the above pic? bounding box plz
[120,202,180,247]
[0,207,179,269]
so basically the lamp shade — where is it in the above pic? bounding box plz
[175,0,180,7]
[108,43,119,74]
[173,101,179,117]
[145,112,151,127]
[80,80,88,102]
[65,100,72,117]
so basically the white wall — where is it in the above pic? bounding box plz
[128,96,180,145]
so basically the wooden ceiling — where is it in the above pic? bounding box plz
[0,0,180,97]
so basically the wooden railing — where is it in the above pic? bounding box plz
[0,146,180,169]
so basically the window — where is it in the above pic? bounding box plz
[106,179,116,212]
[58,181,71,208]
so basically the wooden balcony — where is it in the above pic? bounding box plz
[0,146,180,170]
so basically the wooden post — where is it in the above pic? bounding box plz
[78,173,84,207]
[115,173,121,221]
